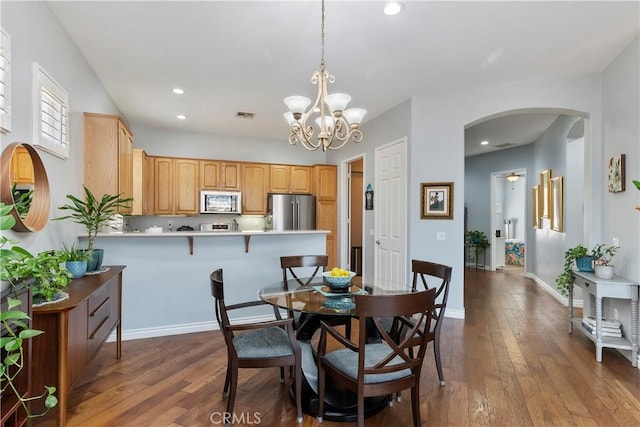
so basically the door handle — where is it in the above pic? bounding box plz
[376,240,380,245]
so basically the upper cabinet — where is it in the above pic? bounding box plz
[241,163,269,215]
[132,149,154,215]
[200,160,241,191]
[84,113,133,214]
[154,157,199,215]
[269,165,311,194]
[313,165,337,200]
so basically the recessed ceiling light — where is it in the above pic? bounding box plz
[172,88,184,94]
[176,114,187,120]
[384,2,404,16]
[481,140,489,145]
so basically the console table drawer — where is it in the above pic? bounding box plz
[88,280,112,313]
[88,295,111,337]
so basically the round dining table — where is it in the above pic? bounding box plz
[259,277,414,422]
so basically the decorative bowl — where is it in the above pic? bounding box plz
[322,271,356,289]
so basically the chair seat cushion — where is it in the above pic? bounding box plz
[324,343,412,384]
[233,327,294,359]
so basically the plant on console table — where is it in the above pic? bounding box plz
[556,244,590,297]
[465,230,490,265]
[591,243,618,279]
[0,203,58,420]
[56,185,132,271]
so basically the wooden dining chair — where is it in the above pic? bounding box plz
[316,288,437,427]
[280,255,351,338]
[411,259,452,386]
[209,268,303,424]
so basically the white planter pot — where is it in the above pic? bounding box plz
[595,265,614,279]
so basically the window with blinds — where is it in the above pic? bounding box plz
[0,28,11,133]
[33,63,69,159]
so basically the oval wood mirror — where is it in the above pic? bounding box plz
[0,142,50,232]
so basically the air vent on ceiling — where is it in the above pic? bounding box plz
[235,111,255,119]
[493,143,516,148]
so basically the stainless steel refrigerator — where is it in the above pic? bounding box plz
[267,193,316,231]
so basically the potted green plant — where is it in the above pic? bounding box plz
[556,244,590,296]
[634,180,640,211]
[0,203,58,419]
[465,230,490,249]
[58,242,91,278]
[56,185,132,271]
[591,243,618,279]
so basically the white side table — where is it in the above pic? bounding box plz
[569,270,639,367]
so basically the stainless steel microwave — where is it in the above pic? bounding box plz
[200,191,242,214]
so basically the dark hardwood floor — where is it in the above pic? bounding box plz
[34,268,640,426]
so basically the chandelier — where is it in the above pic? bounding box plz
[283,0,366,151]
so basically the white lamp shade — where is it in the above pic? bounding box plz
[284,96,311,114]
[343,108,367,125]
[324,93,351,113]
[283,112,296,125]
[315,116,335,131]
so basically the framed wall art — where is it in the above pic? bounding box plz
[608,154,625,192]
[551,176,564,232]
[421,182,454,219]
[540,169,551,219]
[531,185,540,229]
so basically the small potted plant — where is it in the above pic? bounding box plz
[634,180,640,211]
[556,244,590,296]
[591,243,618,279]
[58,243,91,278]
[56,185,132,271]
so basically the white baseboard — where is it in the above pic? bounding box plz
[525,272,583,308]
[107,314,275,343]
[445,308,465,319]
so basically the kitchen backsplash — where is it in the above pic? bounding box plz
[125,214,266,232]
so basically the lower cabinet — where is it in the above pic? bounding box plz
[31,266,125,427]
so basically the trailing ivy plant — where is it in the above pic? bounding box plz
[555,244,589,297]
[0,203,58,418]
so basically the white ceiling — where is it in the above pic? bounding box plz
[47,1,639,156]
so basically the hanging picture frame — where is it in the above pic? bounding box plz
[608,154,625,192]
[540,169,552,219]
[551,176,564,232]
[420,182,453,219]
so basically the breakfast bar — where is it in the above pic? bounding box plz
[83,230,329,339]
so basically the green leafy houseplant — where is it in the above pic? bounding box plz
[0,203,58,418]
[58,242,92,262]
[591,243,618,267]
[634,180,640,211]
[556,244,589,296]
[56,185,132,253]
[465,230,490,248]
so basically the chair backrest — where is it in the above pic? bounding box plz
[411,259,452,316]
[210,268,233,342]
[280,255,328,287]
[353,288,436,380]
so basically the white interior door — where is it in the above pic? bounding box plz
[374,138,407,289]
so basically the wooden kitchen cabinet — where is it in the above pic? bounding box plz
[31,266,124,427]
[84,113,133,215]
[10,145,35,184]
[154,157,199,215]
[241,163,269,214]
[313,164,337,200]
[312,165,337,266]
[269,164,311,194]
[200,160,241,191]
[132,149,154,215]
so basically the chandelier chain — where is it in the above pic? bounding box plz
[320,0,325,70]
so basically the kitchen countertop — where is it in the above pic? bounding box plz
[94,229,330,237]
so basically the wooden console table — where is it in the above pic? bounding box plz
[569,270,638,367]
[31,266,125,427]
